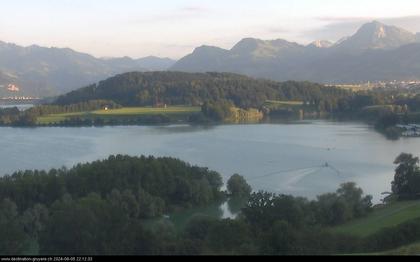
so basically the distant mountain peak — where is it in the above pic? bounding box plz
[141,55,170,60]
[367,20,384,27]
[335,21,416,51]
[308,40,333,48]
[191,45,228,56]
[358,20,387,37]
[195,44,224,50]
[230,38,264,53]
[229,38,302,59]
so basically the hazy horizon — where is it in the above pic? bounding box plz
[2,0,420,59]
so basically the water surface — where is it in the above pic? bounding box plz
[0,120,417,202]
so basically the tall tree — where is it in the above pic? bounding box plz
[227,174,252,198]
[392,153,420,199]
[0,199,29,255]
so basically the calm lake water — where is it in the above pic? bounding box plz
[1,120,419,203]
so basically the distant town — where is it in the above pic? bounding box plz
[0,96,40,101]
[329,80,420,91]
[0,83,40,101]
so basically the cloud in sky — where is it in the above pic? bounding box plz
[132,5,212,24]
[181,6,208,13]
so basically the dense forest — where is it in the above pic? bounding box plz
[1,153,420,255]
[54,72,350,108]
[0,155,224,214]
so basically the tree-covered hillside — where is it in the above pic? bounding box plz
[54,72,349,108]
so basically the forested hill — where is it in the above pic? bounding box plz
[54,71,349,108]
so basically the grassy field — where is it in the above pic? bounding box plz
[37,112,89,125]
[90,106,200,116]
[331,200,420,237]
[37,106,201,125]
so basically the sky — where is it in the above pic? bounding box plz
[1,0,420,59]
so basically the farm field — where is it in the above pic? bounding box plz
[36,106,201,125]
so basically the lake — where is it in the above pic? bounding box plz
[0,120,419,203]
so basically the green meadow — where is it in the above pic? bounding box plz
[332,200,420,237]
[37,106,201,125]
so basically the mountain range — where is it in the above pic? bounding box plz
[2,21,420,98]
[0,42,175,97]
[172,21,420,84]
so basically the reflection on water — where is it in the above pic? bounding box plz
[152,124,216,134]
[226,198,247,215]
[0,120,419,203]
[146,198,247,231]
